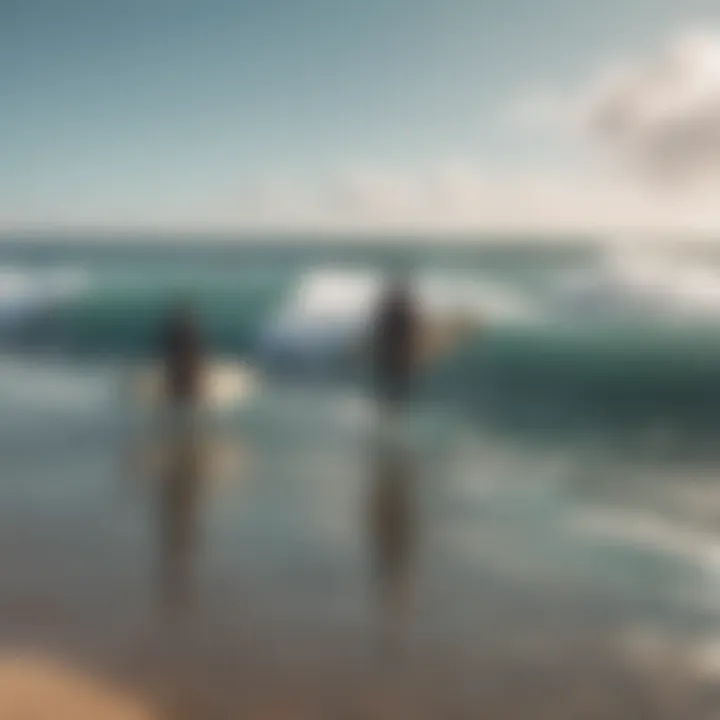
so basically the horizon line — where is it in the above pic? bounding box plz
[0,225,718,245]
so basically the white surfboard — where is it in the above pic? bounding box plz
[122,362,257,490]
[129,360,260,412]
[259,269,482,374]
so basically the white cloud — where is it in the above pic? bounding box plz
[221,163,720,236]
[228,30,720,235]
[12,30,720,236]
[576,29,720,185]
[232,163,495,232]
[11,161,720,235]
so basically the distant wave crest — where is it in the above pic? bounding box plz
[0,266,91,323]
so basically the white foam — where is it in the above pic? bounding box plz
[0,267,90,325]
[621,627,720,681]
[416,271,539,324]
[282,270,383,325]
[556,243,720,321]
[278,268,539,326]
[571,506,720,571]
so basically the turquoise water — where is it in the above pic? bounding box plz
[4,236,720,431]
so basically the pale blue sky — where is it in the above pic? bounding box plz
[3,0,720,230]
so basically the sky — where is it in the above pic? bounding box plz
[4,0,720,234]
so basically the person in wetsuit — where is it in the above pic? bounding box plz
[372,276,418,408]
[156,300,205,610]
[161,300,204,407]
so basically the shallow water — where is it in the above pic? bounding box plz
[4,238,720,715]
[1,357,720,713]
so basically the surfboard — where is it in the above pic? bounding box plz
[128,360,260,412]
[259,269,483,375]
[343,312,479,371]
[122,362,257,490]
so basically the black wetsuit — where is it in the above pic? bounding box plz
[373,288,417,405]
[162,313,203,404]
[158,310,203,607]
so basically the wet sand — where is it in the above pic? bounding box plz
[3,579,718,719]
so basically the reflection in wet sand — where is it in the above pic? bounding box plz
[149,413,250,615]
[368,434,418,649]
[9,402,720,717]
[157,416,204,612]
[121,410,249,621]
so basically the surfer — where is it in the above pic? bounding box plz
[155,300,206,611]
[161,300,204,408]
[372,275,419,410]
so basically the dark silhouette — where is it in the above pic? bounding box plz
[368,438,417,644]
[372,277,419,408]
[157,421,203,611]
[155,300,206,611]
[161,300,204,406]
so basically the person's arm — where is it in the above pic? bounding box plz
[414,312,478,368]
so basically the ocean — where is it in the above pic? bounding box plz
[5,235,720,430]
[3,234,720,715]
